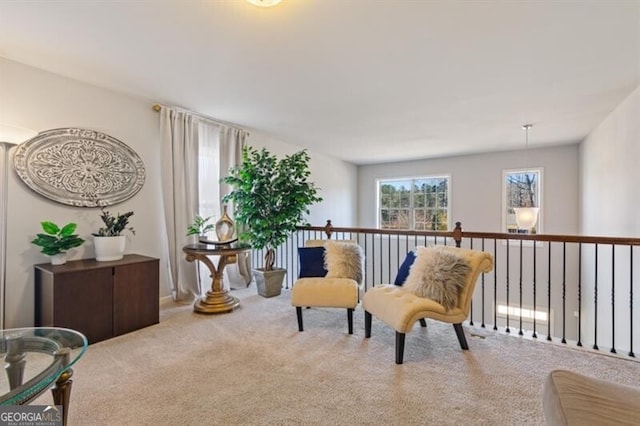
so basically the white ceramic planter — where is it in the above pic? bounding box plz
[50,253,67,265]
[94,235,126,261]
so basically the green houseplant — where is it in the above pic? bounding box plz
[92,208,135,237]
[222,146,322,297]
[92,208,135,261]
[31,221,85,265]
[186,214,215,238]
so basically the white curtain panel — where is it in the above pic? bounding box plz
[218,125,247,207]
[159,107,200,302]
[218,125,251,288]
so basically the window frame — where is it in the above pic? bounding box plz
[502,167,543,235]
[376,174,452,231]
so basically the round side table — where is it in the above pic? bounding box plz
[183,243,251,314]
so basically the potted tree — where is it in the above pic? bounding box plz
[222,146,322,297]
[31,221,85,265]
[92,208,135,261]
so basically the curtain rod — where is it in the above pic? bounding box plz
[152,103,249,135]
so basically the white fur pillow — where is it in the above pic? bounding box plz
[323,241,364,285]
[403,246,471,311]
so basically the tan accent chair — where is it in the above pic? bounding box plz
[543,370,640,425]
[291,240,361,334]
[363,246,493,364]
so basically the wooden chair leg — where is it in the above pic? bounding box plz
[395,332,405,364]
[453,323,469,350]
[296,307,304,331]
[364,311,372,338]
[419,318,427,327]
[347,308,354,334]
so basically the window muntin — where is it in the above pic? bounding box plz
[378,176,450,230]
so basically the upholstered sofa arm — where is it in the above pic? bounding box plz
[542,370,640,425]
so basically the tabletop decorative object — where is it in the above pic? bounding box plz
[13,128,145,207]
[215,205,235,242]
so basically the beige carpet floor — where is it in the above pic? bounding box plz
[36,287,640,425]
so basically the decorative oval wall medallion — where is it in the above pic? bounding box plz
[13,128,146,207]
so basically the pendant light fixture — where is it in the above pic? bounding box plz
[513,124,539,232]
[246,0,282,7]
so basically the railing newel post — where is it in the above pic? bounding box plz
[324,219,333,239]
[454,221,462,247]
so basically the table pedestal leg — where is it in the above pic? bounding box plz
[52,369,73,426]
[194,291,240,314]
[188,253,240,314]
[51,348,72,426]
[4,335,26,389]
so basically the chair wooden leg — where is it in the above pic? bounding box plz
[395,332,405,364]
[296,307,304,331]
[347,308,353,334]
[453,323,469,350]
[419,318,427,327]
[364,311,372,338]
[347,308,354,334]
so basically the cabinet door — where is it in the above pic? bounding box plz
[113,260,159,336]
[53,269,114,344]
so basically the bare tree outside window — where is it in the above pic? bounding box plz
[379,176,450,230]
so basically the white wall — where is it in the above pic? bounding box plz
[0,57,357,327]
[579,85,639,354]
[247,133,358,228]
[357,145,580,235]
[580,86,640,236]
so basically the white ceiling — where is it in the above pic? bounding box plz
[1,1,638,165]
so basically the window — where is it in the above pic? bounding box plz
[197,121,221,220]
[503,168,543,234]
[378,176,450,230]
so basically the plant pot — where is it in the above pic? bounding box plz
[94,235,126,262]
[50,253,67,265]
[253,268,285,298]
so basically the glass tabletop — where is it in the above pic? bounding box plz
[0,327,88,405]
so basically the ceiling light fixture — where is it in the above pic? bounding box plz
[513,124,539,233]
[246,0,282,7]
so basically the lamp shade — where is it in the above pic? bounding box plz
[246,0,282,6]
[0,124,37,145]
[514,207,539,231]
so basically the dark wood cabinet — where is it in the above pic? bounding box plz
[35,254,159,344]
